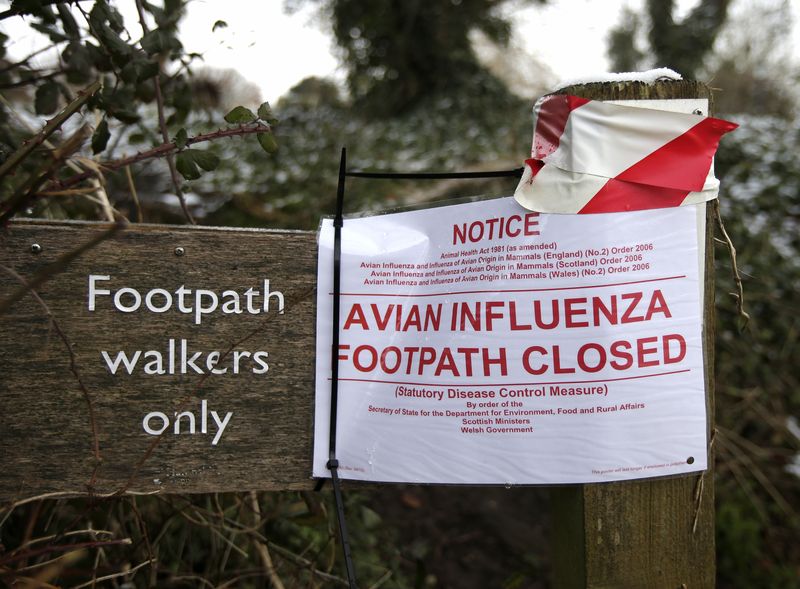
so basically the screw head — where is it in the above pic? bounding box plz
[30,243,42,254]
[174,246,185,257]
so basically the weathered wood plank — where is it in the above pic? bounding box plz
[549,80,716,588]
[0,220,319,501]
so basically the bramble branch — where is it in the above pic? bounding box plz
[0,80,101,182]
[47,123,273,193]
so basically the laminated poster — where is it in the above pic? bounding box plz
[313,196,708,484]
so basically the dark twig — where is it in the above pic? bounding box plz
[0,539,132,567]
[714,205,750,329]
[134,0,194,224]
[0,70,62,90]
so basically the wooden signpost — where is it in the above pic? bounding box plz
[549,80,717,588]
[0,79,716,587]
[0,220,319,498]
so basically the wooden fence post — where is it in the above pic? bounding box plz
[549,80,717,588]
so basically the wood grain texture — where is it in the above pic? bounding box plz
[549,80,716,588]
[0,220,319,501]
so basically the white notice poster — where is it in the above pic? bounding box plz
[313,196,708,484]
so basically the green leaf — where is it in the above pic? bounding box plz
[91,118,110,154]
[141,29,182,56]
[212,20,228,32]
[175,150,201,180]
[137,59,160,80]
[120,61,139,83]
[257,101,279,125]
[120,57,159,83]
[188,149,220,172]
[63,43,92,84]
[57,4,80,39]
[11,0,45,17]
[90,0,124,33]
[174,128,188,149]
[257,132,278,154]
[128,132,146,144]
[96,22,131,61]
[85,41,113,72]
[224,106,256,124]
[30,22,69,43]
[34,81,60,115]
[141,29,166,55]
[110,108,140,124]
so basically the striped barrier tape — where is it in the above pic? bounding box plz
[513,94,738,214]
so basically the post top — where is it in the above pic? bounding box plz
[553,68,682,91]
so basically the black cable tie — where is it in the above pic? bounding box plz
[345,167,524,180]
[328,146,358,589]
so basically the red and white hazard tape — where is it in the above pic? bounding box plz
[513,94,738,214]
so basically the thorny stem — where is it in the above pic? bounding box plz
[134,0,195,224]
[0,80,101,182]
[0,125,91,226]
[47,123,273,193]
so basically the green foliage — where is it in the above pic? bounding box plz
[0,0,193,158]
[608,0,731,78]
[175,148,221,180]
[91,117,110,154]
[140,28,182,55]
[647,0,731,77]
[607,7,646,73]
[292,0,547,115]
[34,80,61,115]
[0,0,279,225]
[173,127,189,150]
[224,105,257,124]
[258,100,279,125]
[257,131,278,154]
